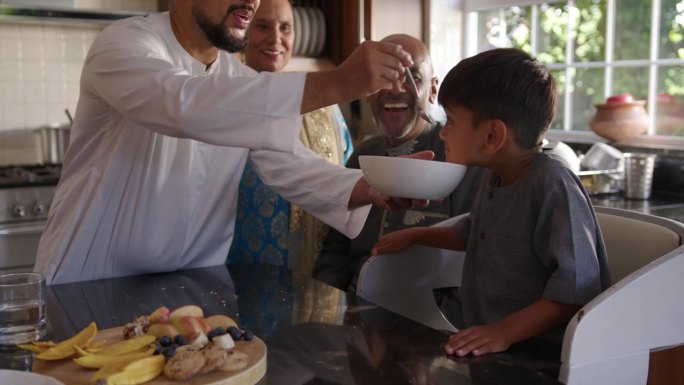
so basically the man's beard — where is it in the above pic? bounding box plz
[378,121,414,140]
[372,110,415,140]
[192,5,248,53]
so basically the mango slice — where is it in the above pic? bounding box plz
[73,344,156,369]
[101,355,165,385]
[36,322,98,361]
[90,361,131,384]
[87,339,108,350]
[95,335,155,356]
[16,344,47,353]
[16,340,57,353]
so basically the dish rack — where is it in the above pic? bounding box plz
[577,169,624,195]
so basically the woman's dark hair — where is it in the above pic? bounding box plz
[438,48,557,149]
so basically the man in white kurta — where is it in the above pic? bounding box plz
[34,4,412,284]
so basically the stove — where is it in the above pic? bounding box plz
[0,164,61,273]
[0,164,61,188]
[0,164,61,223]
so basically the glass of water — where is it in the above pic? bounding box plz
[0,273,46,345]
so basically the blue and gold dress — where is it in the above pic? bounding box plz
[227,105,353,275]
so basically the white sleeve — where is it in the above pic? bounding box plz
[83,22,303,153]
[248,143,371,239]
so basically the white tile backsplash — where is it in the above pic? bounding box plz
[0,21,101,164]
[0,2,161,164]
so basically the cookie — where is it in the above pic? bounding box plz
[199,342,228,374]
[219,348,249,372]
[163,346,206,381]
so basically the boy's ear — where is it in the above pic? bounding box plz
[483,119,507,154]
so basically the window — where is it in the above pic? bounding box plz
[463,0,684,143]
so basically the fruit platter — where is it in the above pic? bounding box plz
[20,305,266,385]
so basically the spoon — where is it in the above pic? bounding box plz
[404,67,433,125]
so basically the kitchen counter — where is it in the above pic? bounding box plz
[0,264,564,385]
[591,192,684,224]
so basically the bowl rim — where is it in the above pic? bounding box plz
[358,155,467,168]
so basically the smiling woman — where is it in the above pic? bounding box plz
[227,0,353,276]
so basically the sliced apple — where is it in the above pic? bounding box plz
[195,316,212,334]
[148,306,171,324]
[168,305,204,322]
[145,323,179,340]
[171,316,205,340]
[206,314,238,330]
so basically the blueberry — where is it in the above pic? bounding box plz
[207,330,217,340]
[228,327,242,340]
[214,327,226,335]
[159,335,172,347]
[174,335,189,346]
[242,329,254,341]
[163,345,176,358]
[153,340,162,354]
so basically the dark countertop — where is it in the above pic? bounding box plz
[591,192,684,223]
[0,264,563,385]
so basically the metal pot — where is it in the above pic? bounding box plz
[35,123,70,164]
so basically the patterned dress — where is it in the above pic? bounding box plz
[227,106,353,275]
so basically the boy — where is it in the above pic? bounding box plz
[370,48,611,357]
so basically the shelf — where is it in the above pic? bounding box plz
[0,4,146,24]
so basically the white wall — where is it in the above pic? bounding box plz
[370,0,422,40]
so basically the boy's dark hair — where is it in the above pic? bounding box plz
[438,48,557,149]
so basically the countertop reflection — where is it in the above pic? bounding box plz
[2,264,563,385]
[592,192,684,223]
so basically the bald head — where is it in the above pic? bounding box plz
[381,34,433,78]
[367,34,437,145]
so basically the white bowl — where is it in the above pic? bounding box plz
[359,155,467,200]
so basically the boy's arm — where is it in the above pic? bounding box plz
[371,226,465,256]
[445,299,580,357]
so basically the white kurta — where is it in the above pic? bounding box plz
[34,13,370,284]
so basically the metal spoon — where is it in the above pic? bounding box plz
[404,67,433,125]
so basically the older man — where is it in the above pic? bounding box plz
[313,34,483,291]
[34,1,417,284]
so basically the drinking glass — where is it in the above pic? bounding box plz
[0,273,47,345]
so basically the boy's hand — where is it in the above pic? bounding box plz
[444,323,511,357]
[370,229,416,256]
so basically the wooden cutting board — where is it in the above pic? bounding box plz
[33,327,267,385]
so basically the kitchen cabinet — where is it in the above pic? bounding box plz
[286,0,425,72]
[286,0,362,72]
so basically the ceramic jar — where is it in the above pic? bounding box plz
[589,101,649,142]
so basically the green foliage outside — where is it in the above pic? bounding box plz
[480,0,684,136]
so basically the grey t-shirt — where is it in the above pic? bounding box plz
[451,153,611,343]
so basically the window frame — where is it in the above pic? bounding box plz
[460,0,684,149]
